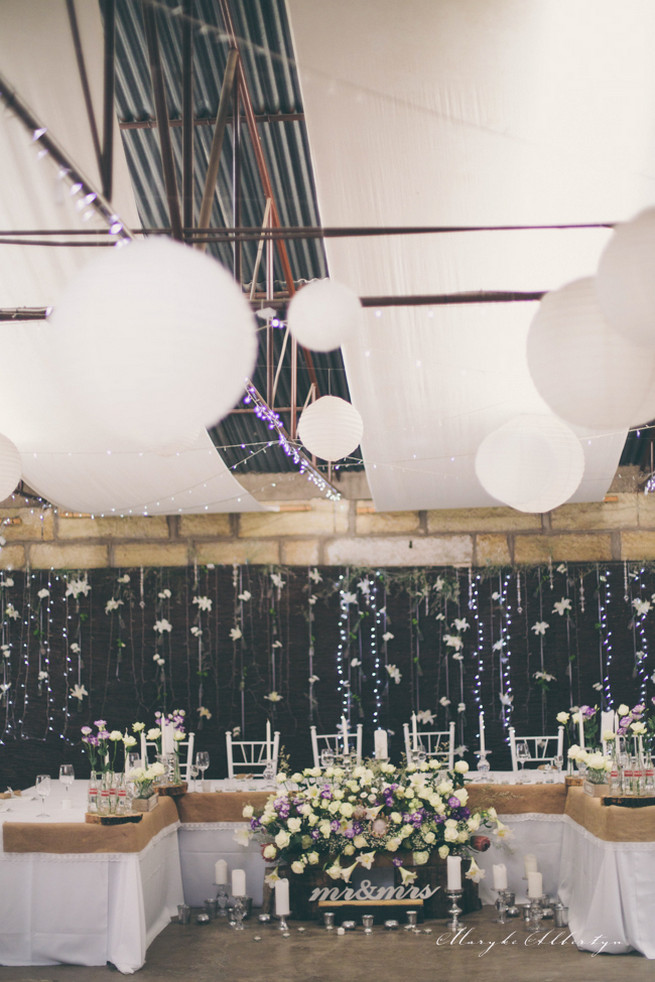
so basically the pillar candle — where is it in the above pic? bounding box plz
[215,859,228,885]
[412,712,418,752]
[527,871,543,899]
[523,854,537,876]
[266,720,272,761]
[578,712,585,749]
[374,728,388,759]
[492,863,507,891]
[231,868,246,897]
[275,878,290,916]
[446,855,462,891]
[341,716,349,754]
[479,712,486,755]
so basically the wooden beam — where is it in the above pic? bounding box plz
[196,48,239,252]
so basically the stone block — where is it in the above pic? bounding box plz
[427,507,541,534]
[29,543,109,569]
[280,540,321,566]
[474,534,511,566]
[551,497,637,531]
[194,540,280,565]
[56,515,170,540]
[637,495,655,529]
[325,535,473,567]
[178,514,232,538]
[0,508,55,541]
[111,543,189,567]
[620,531,655,560]
[513,533,613,564]
[355,509,421,535]
[239,500,349,538]
[0,545,26,569]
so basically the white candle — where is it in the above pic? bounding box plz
[215,859,228,885]
[523,854,538,876]
[578,712,585,749]
[275,878,291,916]
[374,728,388,759]
[341,716,349,754]
[446,855,462,891]
[527,871,543,899]
[231,868,246,897]
[492,863,507,891]
[479,711,486,754]
[266,720,272,761]
[412,712,418,752]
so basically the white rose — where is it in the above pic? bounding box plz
[274,830,290,849]
[454,761,469,774]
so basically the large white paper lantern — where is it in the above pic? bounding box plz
[49,238,257,450]
[287,279,361,352]
[526,277,655,429]
[297,395,363,460]
[596,208,655,349]
[0,433,21,501]
[475,414,584,513]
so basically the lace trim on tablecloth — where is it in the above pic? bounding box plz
[0,820,180,863]
[496,812,565,823]
[561,813,655,852]
[179,822,248,832]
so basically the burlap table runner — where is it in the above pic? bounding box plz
[466,782,567,815]
[175,790,272,824]
[565,785,655,842]
[3,795,178,854]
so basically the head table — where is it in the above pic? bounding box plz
[2,772,655,970]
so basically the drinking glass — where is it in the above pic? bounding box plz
[127,752,142,772]
[196,751,210,784]
[189,763,200,792]
[553,755,564,779]
[516,742,530,782]
[35,774,51,817]
[59,764,75,797]
[321,748,334,769]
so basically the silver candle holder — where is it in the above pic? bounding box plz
[494,889,513,924]
[232,895,247,931]
[276,912,290,932]
[446,889,464,931]
[215,882,229,917]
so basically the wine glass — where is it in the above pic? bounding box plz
[196,751,210,786]
[59,764,75,799]
[189,763,200,792]
[35,774,51,817]
[127,752,142,772]
[516,742,531,782]
[553,755,564,779]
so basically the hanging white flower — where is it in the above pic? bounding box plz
[154,655,165,667]
[382,632,394,642]
[439,696,451,707]
[190,626,202,637]
[158,588,172,600]
[0,577,14,588]
[434,577,445,592]
[70,642,81,654]
[556,564,568,574]
[38,670,48,681]
[308,568,323,584]
[0,682,10,694]
[534,671,556,682]
[272,640,283,649]
[308,675,320,684]
[197,706,212,719]
[193,595,213,612]
[633,598,651,617]
[491,591,500,601]
[229,626,242,641]
[499,692,513,706]
[153,619,172,634]
[1,645,10,658]
[386,664,402,684]
[270,572,286,589]
[264,691,283,702]
[37,588,50,599]
[444,634,464,651]
[552,598,572,616]
[65,577,91,598]
[69,683,88,701]
[238,590,252,602]
[350,658,361,667]
[457,702,466,713]
[492,639,505,651]
[341,591,358,605]
[308,596,317,606]
[435,612,445,621]
[636,650,647,662]
[105,598,123,614]
[416,709,435,725]
[358,578,371,595]
[453,618,469,632]
[592,682,603,691]
[452,652,464,661]
[117,574,130,584]
[531,621,549,635]
[4,605,19,620]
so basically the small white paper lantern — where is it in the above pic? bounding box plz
[0,433,21,501]
[287,279,361,352]
[50,238,257,450]
[297,396,363,461]
[475,414,585,513]
[596,208,655,348]
[526,277,655,429]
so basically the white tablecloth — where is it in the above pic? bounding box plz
[0,781,183,973]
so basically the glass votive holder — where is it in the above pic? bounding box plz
[342,920,357,931]
[204,898,218,919]
[323,911,335,930]
[384,919,399,931]
[362,914,374,935]
[196,912,210,926]
[177,904,191,925]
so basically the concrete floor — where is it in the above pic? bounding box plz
[0,907,652,982]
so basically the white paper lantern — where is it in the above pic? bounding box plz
[596,208,655,348]
[0,433,21,501]
[49,238,257,449]
[526,277,655,429]
[475,414,584,513]
[297,396,363,460]
[287,279,361,352]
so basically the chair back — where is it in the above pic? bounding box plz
[403,720,455,769]
[508,726,564,771]
[600,710,617,755]
[139,730,195,781]
[225,730,280,779]
[310,724,363,767]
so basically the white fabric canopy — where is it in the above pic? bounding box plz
[287,0,655,510]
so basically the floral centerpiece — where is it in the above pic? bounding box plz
[126,762,166,810]
[131,710,187,786]
[578,749,611,784]
[243,759,505,893]
[81,720,137,775]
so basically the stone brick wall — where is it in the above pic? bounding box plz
[2,468,654,569]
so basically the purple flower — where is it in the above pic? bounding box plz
[311,829,320,840]
[81,726,92,736]
[392,857,403,867]
[448,795,461,808]
[330,819,340,831]
[94,719,106,728]
[344,827,355,839]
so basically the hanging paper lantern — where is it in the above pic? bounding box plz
[297,396,363,460]
[526,277,655,429]
[287,279,362,352]
[0,433,21,501]
[475,414,584,513]
[596,208,655,349]
[49,238,257,450]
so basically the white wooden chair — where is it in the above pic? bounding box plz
[403,720,455,769]
[601,710,617,755]
[225,730,280,779]
[310,724,363,768]
[508,726,564,772]
[139,731,195,781]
